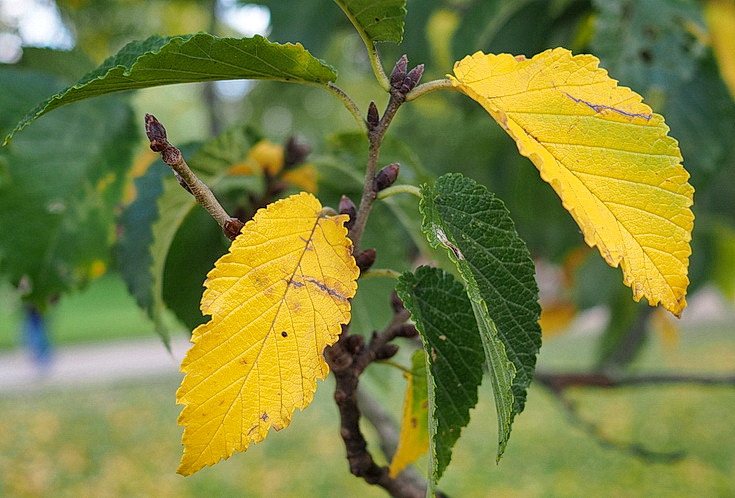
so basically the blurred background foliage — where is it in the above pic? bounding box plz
[0,0,734,494]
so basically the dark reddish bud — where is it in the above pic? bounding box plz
[339,195,357,229]
[367,101,380,130]
[396,323,418,339]
[144,113,168,152]
[401,64,424,94]
[224,217,245,241]
[390,290,405,313]
[355,248,376,273]
[374,162,400,191]
[374,343,400,360]
[390,54,409,90]
[345,334,365,354]
[284,136,311,169]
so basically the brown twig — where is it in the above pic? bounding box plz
[325,294,444,497]
[535,370,735,462]
[534,371,735,391]
[348,57,424,253]
[144,113,244,240]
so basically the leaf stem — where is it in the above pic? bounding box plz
[405,78,456,101]
[332,0,391,91]
[327,82,368,133]
[360,268,402,279]
[367,43,391,91]
[376,184,421,200]
[375,359,412,374]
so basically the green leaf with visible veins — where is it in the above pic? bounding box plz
[419,173,541,460]
[5,33,337,144]
[333,0,407,43]
[396,266,484,484]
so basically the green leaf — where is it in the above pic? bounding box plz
[0,68,137,306]
[396,266,484,484]
[419,173,541,459]
[116,162,168,320]
[333,0,407,43]
[5,33,337,143]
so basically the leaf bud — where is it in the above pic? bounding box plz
[144,113,168,152]
[390,54,409,90]
[390,290,405,314]
[396,323,418,339]
[374,343,400,360]
[339,195,357,229]
[355,248,376,273]
[284,136,311,169]
[401,64,425,95]
[345,334,365,354]
[367,101,380,130]
[374,162,400,191]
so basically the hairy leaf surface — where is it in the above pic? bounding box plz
[176,193,358,475]
[333,0,407,43]
[450,48,694,316]
[396,266,484,483]
[419,173,541,460]
[388,349,430,478]
[6,33,337,143]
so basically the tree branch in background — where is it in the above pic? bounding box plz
[144,113,244,240]
[535,370,735,461]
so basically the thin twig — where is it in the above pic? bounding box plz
[144,114,244,240]
[534,371,735,390]
[349,92,405,251]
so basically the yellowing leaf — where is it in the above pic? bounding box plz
[282,163,318,193]
[706,0,735,100]
[450,48,694,316]
[176,192,359,475]
[389,350,429,478]
[227,140,285,176]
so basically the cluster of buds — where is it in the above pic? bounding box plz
[389,54,424,98]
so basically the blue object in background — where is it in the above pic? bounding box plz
[23,306,52,369]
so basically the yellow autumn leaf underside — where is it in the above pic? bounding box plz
[176,192,359,475]
[450,48,694,316]
[389,350,429,478]
[706,0,735,99]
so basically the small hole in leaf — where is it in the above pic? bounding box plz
[281,331,288,337]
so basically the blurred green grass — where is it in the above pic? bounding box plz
[1,369,734,497]
[1,275,734,496]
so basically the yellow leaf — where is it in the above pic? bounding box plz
[249,139,285,176]
[282,163,318,193]
[176,192,359,475]
[706,0,735,100]
[389,350,429,478]
[539,301,577,338]
[227,140,284,176]
[450,48,694,316]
